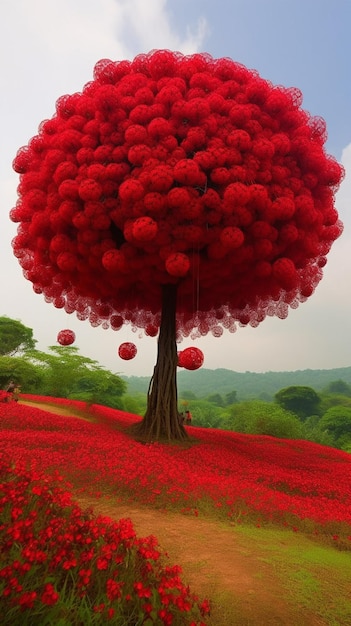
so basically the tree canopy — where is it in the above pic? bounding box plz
[12,51,343,337]
[23,346,126,408]
[0,355,42,391]
[275,385,321,420]
[323,380,351,396]
[0,316,36,356]
[319,406,351,441]
[227,400,304,439]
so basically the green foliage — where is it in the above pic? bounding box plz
[275,386,321,420]
[319,406,351,441]
[22,346,126,408]
[181,399,225,428]
[0,356,43,392]
[227,401,304,439]
[319,393,351,414]
[323,379,351,396]
[0,316,36,356]
[71,368,125,409]
[225,390,238,405]
[205,390,237,407]
[122,394,147,416]
[303,427,336,448]
[180,390,198,400]
[206,393,225,407]
[303,416,336,447]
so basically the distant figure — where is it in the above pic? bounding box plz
[5,380,21,402]
[179,412,185,425]
[185,410,192,425]
[5,380,16,401]
[13,384,21,402]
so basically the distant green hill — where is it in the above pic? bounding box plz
[122,366,351,400]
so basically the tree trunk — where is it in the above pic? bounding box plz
[132,283,188,441]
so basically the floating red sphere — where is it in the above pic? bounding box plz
[57,329,76,346]
[118,342,137,360]
[178,347,204,370]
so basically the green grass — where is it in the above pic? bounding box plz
[216,524,351,626]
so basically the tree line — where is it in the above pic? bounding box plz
[176,383,351,452]
[123,366,351,400]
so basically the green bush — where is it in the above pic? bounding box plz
[227,401,304,439]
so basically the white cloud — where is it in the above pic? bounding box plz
[0,0,208,75]
[113,0,209,54]
[0,0,208,155]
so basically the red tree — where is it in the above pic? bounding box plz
[11,50,343,440]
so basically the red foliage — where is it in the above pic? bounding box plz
[11,50,343,338]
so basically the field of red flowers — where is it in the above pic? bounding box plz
[2,395,351,538]
[1,395,351,624]
[1,397,214,625]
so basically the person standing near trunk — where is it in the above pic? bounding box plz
[185,410,192,425]
[13,384,21,402]
[5,380,16,401]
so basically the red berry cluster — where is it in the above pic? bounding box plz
[11,50,343,338]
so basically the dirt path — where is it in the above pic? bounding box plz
[76,495,327,626]
[19,400,328,625]
[19,400,92,420]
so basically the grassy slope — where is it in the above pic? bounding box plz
[228,525,351,626]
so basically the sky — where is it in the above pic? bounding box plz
[0,0,350,377]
